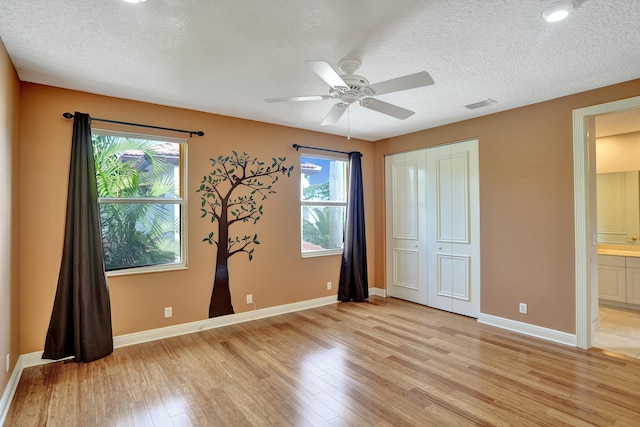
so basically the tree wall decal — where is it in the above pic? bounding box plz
[197,151,293,318]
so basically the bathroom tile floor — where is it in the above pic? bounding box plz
[592,304,640,359]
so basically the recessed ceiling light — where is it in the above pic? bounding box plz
[122,0,147,3]
[541,0,578,23]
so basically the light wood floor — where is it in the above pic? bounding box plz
[7,296,640,426]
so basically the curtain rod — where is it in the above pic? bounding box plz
[62,112,205,138]
[292,144,361,157]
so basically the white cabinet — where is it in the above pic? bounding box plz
[624,257,640,306]
[598,255,626,302]
[598,254,640,307]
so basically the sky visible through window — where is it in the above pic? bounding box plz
[301,156,330,185]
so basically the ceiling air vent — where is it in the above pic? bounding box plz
[465,99,497,110]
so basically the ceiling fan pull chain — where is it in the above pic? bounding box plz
[347,107,351,140]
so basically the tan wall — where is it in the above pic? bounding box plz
[18,83,375,353]
[375,79,640,334]
[11,67,640,355]
[0,38,20,392]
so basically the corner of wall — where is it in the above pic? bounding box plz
[0,34,21,420]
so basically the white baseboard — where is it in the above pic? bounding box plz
[369,287,387,297]
[20,295,338,369]
[478,313,577,346]
[0,355,24,427]
[14,305,580,370]
[373,288,576,347]
[114,294,338,348]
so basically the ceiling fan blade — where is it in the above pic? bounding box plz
[360,98,414,120]
[305,60,349,90]
[321,103,349,126]
[265,95,332,103]
[367,71,434,96]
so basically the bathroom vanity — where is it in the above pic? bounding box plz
[598,245,640,308]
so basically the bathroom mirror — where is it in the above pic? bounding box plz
[595,110,640,245]
[597,170,640,245]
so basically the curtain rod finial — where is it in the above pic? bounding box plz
[62,112,74,119]
[292,144,300,151]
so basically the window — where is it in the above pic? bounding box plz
[300,155,348,257]
[92,130,186,273]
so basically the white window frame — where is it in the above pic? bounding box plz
[300,153,348,258]
[92,129,188,276]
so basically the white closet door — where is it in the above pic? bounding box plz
[385,150,428,305]
[385,139,480,317]
[426,139,480,317]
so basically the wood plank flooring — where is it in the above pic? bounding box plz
[6,296,640,426]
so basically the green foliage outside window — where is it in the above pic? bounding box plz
[300,157,347,253]
[303,206,330,247]
[303,182,329,201]
[93,134,182,271]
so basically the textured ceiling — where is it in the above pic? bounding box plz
[1,0,639,141]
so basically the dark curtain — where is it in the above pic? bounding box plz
[338,152,368,302]
[42,112,113,362]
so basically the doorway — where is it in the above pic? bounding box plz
[573,95,640,349]
[592,108,640,358]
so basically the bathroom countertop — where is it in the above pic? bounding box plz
[598,245,640,258]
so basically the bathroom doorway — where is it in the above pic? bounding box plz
[592,108,640,358]
[573,95,640,353]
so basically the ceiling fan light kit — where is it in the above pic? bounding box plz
[338,59,362,75]
[265,59,434,127]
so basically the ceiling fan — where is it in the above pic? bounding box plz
[265,59,435,126]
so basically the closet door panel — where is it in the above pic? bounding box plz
[385,151,428,305]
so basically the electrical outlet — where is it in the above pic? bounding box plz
[519,303,528,314]
[164,307,172,318]
[327,281,332,290]
[246,294,253,304]
[6,354,9,373]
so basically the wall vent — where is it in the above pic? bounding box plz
[465,99,497,110]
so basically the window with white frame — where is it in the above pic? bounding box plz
[92,130,187,273]
[300,155,348,257]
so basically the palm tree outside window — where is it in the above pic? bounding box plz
[92,129,187,273]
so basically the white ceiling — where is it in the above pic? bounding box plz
[1,0,639,141]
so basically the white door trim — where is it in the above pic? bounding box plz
[573,95,640,349]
